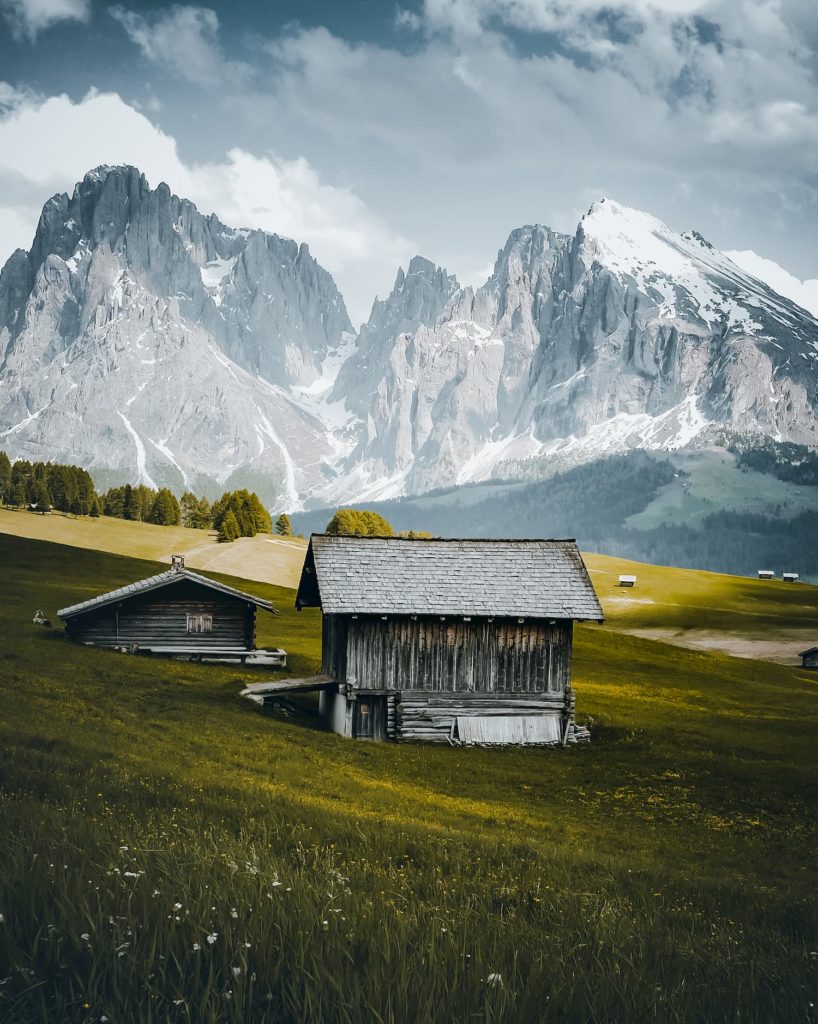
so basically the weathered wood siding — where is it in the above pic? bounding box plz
[344,616,572,694]
[397,691,566,743]
[321,614,348,680]
[66,580,255,649]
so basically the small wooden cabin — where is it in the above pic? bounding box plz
[58,556,281,662]
[783,573,800,583]
[618,575,637,588]
[757,570,775,580]
[295,535,604,745]
[800,647,818,670]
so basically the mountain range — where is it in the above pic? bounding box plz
[1,165,816,510]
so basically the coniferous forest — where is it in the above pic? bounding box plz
[0,452,271,544]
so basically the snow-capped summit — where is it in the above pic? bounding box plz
[0,171,816,508]
[321,199,818,497]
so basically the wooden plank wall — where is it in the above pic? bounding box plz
[68,598,253,649]
[321,614,348,679]
[397,691,566,743]
[344,616,572,695]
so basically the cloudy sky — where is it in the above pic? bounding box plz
[1,0,817,323]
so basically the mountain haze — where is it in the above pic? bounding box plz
[1,167,816,509]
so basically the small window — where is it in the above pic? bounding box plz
[186,613,213,634]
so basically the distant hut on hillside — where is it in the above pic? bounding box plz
[783,573,800,583]
[800,647,818,670]
[618,574,637,588]
[58,555,285,665]
[293,535,603,745]
[757,570,775,580]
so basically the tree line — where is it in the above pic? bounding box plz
[0,453,98,516]
[0,450,291,545]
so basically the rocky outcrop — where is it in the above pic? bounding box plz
[1,172,816,509]
[0,166,352,507]
[328,200,818,496]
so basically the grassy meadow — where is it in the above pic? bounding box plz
[0,533,817,1022]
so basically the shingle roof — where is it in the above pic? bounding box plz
[58,567,275,619]
[296,535,604,621]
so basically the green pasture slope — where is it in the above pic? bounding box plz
[0,534,816,1023]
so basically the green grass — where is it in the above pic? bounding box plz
[1,534,817,1022]
[586,549,818,634]
[625,448,818,530]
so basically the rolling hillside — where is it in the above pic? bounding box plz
[0,508,308,589]
[4,506,814,666]
[0,531,816,1022]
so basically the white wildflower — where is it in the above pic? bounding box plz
[487,973,503,988]
[207,933,218,945]
[232,966,241,977]
[173,902,182,911]
[230,908,238,919]
[80,933,90,941]
[192,943,200,951]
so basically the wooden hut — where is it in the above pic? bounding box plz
[757,570,775,580]
[783,573,800,583]
[618,575,637,588]
[800,647,818,670]
[58,555,285,664]
[295,535,603,745]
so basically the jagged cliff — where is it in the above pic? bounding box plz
[0,166,352,506]
[328,201,818,497]
[1,171,816,508]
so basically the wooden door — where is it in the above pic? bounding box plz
[354,696,386,740]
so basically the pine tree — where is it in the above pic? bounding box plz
[218,508,240,543]
[72,472,96,516]
[180,491,199,528]
[275,513,293,536]
[31,480,52,513]
[193,497,212,529]
[0,451,11,504]
[150,488,182,526]
[103,486,126,518]
[122,484,139,521]
[11,480,27,508]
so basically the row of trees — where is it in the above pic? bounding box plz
[0,453,98,516]
[2,450,427,546]
[101,484,182,526]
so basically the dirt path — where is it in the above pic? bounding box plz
[621,627,816,666]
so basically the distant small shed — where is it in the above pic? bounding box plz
[295,535,604,745]
[618,575,637,588]
[58,555,284,663]
[800,647,818,670]
[757,570,775,580]
[783,573,800,583]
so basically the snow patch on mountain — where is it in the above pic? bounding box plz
[117,410,157,488]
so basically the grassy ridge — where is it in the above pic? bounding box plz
[0,534,817,1022]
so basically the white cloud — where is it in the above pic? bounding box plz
[0,89,412,323]
[109,4,248,85]
[726,250,818,319]
[0,0,89,40]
